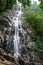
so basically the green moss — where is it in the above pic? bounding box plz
[0,12,7,16]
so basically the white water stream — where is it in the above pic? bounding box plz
[12,0,23,58]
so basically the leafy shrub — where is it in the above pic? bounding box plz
[40,3,43,10]
[0,0,7,11]
[0,0,16,12]
[26,13,43,60]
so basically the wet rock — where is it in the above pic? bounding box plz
[0,48,20,65]
[34,62,42,65]
[26,42,33,49]
[0,16,10,27]
[20,23,42,65]
[0,16,11,49]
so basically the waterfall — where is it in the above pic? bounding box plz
[12,0,23,58]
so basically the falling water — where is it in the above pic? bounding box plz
[12,0,23,58]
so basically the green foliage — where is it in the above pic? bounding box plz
[1,12,7,16]
[26,10,43,60]
[18,0,22,2]
[0,0,7,11]
[25,3,43,16]
[40,3,43,10]
[0,0,16,12]
[6,0,16,9]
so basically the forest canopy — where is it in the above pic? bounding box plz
[0,0,16,11]
[25,4,43,60]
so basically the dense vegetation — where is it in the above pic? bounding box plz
[40,3,43,10]
[25,4,43,61]
[0,0,16,12]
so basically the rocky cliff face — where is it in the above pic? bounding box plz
[0,16,11,50]
[18,20,42,65]
[0,16,20,65]
[0,14,42,65]
[0,48,20,65]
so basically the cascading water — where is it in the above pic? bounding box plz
[12,0,23,58]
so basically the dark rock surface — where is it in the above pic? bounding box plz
[0,16,11,50]
[20,22,42,65]
[0,16,42,65]
[0,48,20,65]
